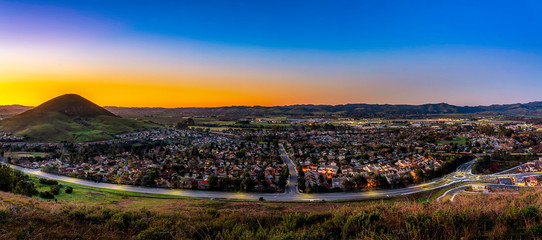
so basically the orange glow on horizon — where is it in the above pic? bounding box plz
[0,79,274,108]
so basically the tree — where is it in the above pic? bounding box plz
[375,175,390,189]
[65,186,73,194]
[342,178,354,191]
[0,165,36,197]
[480,125,495,136]
[278,166,289,190]
[236,149,247,158]
[207,175,218,189]
[175,118,195,129]
[353,174,367,189]
[13,181,36,197]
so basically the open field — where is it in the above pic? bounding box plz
[5,152,48,159]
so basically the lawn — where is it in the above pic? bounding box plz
[438,136,467,145]
[28,176,195,205]
[6,152,48,158]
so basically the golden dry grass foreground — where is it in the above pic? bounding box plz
[2,188,542,239]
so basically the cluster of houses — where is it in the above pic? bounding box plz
[17,129,286,192]
[499,175,542,186]
[0,132,24,142]
[4,119,542,193]
[285,123,531,190]
[518,159,542,173]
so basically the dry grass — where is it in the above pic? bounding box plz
[2,189,542,239]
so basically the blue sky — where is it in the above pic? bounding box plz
[15,0,541,51]
[1,0,542,106]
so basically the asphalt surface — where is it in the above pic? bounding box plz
[4,154,542,202]
[278,144,299,196]
[436,183,524,202]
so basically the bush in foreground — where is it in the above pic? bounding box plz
[38,191,55,199]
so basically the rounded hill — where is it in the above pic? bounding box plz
[0,94,161,143]
[30,94,116,117]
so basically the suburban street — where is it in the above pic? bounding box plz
[279,144,299,196]
[4,155,542,202]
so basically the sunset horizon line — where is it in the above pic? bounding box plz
[1,93,540,109]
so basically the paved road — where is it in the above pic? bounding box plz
[279,144,299,196]
[4,156,542,202]
[437,183,524,202]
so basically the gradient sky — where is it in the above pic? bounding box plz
[1,0,542,107]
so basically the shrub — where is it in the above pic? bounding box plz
[342,212,380,237]
[0,209,10,223]
[39,191,55,199]
[106,211,142,230]
[521,206,539,221]
[13,180,37,197]
[283,213,306,231]
[39,178,58,185]
[65,186,73,194]
[137,226,173,240]
[405,213,434,239]
[50,185,60,195]
[68,208,88,222]
[529,225,542,237]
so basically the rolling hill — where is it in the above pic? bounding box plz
[2,99,542,127]
[104,101,542,123]
[0,94,161,143]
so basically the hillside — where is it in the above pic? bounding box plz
[0,105,32,120]
[1,184,541,239]
[0,94,160,143]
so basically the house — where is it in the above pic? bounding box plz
[514,177,526,186]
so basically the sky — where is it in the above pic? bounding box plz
[1,0,542,107]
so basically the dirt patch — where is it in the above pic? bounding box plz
[87,191,105,196]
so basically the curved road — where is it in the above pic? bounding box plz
[3,154,541,202]
[436,183,524,202]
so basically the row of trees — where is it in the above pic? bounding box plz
[0,165,37,197]
[278,165,289,190]
[0,165,76,200]
[472,151,538,174]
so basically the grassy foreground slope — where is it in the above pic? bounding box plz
[0,94,160,142]
[2,187,542,239]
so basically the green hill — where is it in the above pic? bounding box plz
[0,94,161,143]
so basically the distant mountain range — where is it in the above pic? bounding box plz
[105,101,542,121]
[0,94,160,142]
[2,100,542,125]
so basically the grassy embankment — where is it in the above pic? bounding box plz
[2,186,542,239]
[28,176,194,204]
